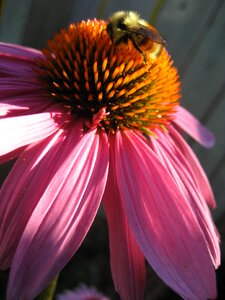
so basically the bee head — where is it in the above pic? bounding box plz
[106,11,139,42]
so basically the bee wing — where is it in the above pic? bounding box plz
[127,23,165,46]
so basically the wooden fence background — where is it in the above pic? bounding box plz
[0,0,225,299]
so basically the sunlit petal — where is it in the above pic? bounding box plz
[113,130,217,299]
[6,123,109,299]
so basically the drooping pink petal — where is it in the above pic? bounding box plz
[0,130,67,268]
[102,147,146,300]
[0,42,43,59]
[6,123,109,300]
[169,126,216,208]
[113,130,217,300]
[0,105,67,156]
[174,106,215,148]
[150,131,220,268]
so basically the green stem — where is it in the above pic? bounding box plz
[36,275,59,300]
[149,0,167,25]
[97,0,109,19]
[0,0,6,19]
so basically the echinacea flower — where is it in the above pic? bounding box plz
[56,284,110,300]
[0,16,220,300]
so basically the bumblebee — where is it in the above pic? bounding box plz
[106,11,165,61]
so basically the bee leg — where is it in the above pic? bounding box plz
[114,35,129,47]
[130,38,147,63]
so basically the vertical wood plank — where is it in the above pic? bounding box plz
[211,158,225,220]
[22,0,75,48]
[0,0,33,44]
[156,0,220,69]
[192,84,225,175]
[69,0,102,21]
[180,1,225,119]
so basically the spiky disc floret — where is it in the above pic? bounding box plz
[36,19,180,133]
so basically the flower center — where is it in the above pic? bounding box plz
[36,20,180,133]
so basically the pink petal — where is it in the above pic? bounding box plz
[0,147,25,164]
[0,131,66,268]
[174,106,215,148]
[113,130,217,300]
[102,148,146,300]
[0,96,54,117]
[0,43,45,101]
[150,131,220,268]
[0,42,43,59]
[0,84,44,100]
[169,126,216,208]
[0,102,31,116]
[0,66,44,101]
[0,106,66,156]
[0,55,37,77]
[6,123,109,300]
